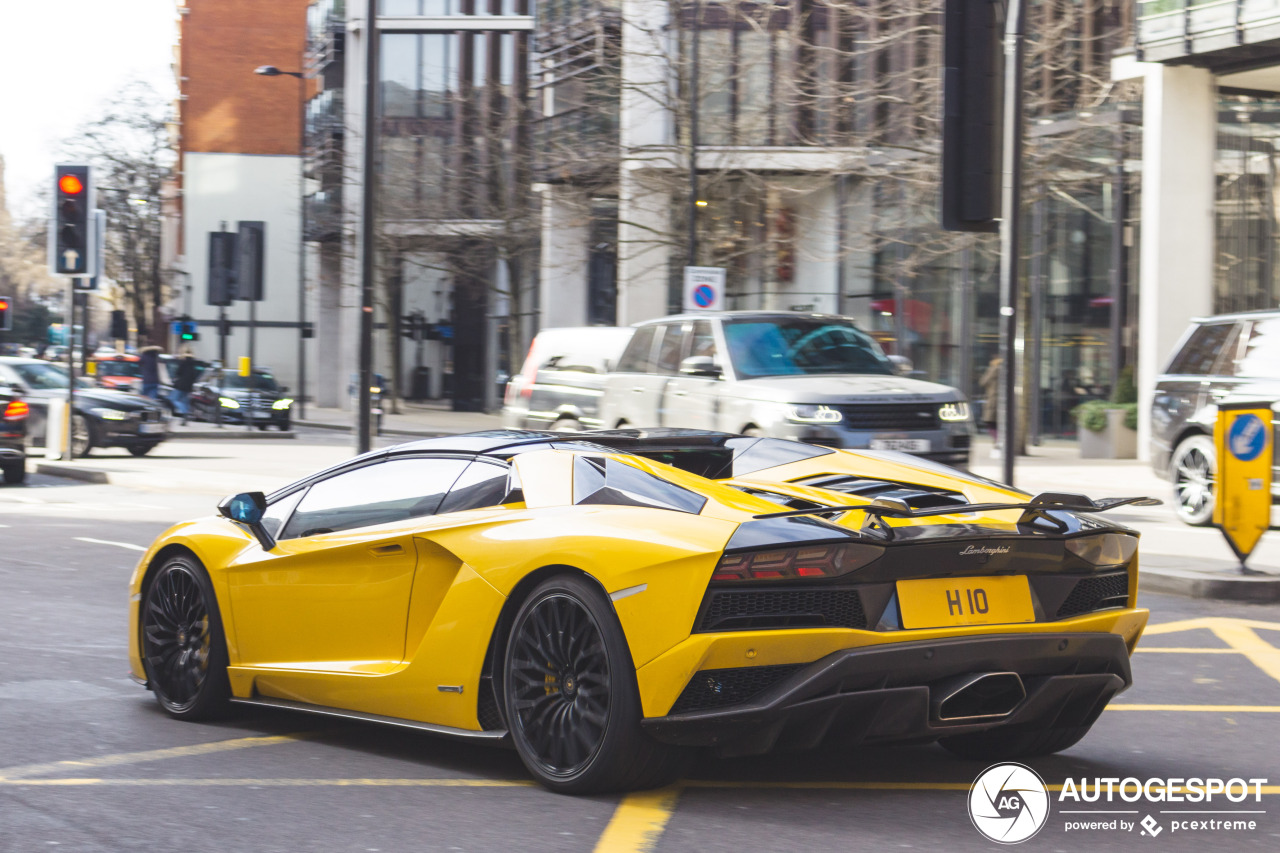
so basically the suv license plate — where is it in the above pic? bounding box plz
[896,576,1035,629]
[870,438,930,452]
[138,423,165,434]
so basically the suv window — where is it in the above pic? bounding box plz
[616,325,657,373]
[1167,322,1238,376]
[654,324,688,375]
[280,457,470,539]
[1234,318,1280,378]
[688,320,719,363]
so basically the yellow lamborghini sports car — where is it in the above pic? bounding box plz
[128,429,1153,793]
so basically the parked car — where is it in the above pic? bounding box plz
[0,382,28,484]
[502,326,635,431]
[0,358,169,457]
[1151,309,1280,525]
[189,367,292,430]
[600,311,974,467]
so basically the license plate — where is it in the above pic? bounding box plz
[138,423,165,434]
[896,576,1034,629]
[870,438,931,452]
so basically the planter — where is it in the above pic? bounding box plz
[1078,408,1137,459]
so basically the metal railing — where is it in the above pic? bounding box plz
[1137,0,1280,60]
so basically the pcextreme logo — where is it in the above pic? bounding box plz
[968,763,1051,844]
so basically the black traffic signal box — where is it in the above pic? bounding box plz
[51,165,96,276]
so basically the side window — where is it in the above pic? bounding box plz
[1233,318,1280,379]
[615,326,657,373]
[280,457,471,539]
[437,461,513,514]
[1166,322,1238,376]
[260,489,305,539]
[655,324,688,375]
[688,320,719,363]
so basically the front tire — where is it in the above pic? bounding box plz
[1171,434,1215,526]
[71,413,94,458]
[502,574,686,793]
[128,444,155,457]
[140,555,231,720]
[2,463,25,485]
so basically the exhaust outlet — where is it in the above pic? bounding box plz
[932,672,1025,722]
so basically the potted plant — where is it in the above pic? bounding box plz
[1074,368,1138,459]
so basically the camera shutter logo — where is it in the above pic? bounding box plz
[969,763,1051,844]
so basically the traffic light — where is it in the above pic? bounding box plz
[940,0,1004,233]
[110,310,128,341]
[0,296,11,332]
[50,165,96,276]
[177,315,199,342]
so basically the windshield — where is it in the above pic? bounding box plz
[222,373,280,392]
[12,362,94,390]
[722,318,895,378]
[96,361,141,377]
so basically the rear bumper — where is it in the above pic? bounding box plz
[642,632,1131,756]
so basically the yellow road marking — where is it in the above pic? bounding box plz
[1107,704,1280,712]
[0,733,314,781]
[592,786,682,853]
[1139,617,1280,687]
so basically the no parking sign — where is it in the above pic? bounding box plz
[683,266,725,312]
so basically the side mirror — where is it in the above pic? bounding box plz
[679,356,723,378]
[217,492,275,550]
[887,354,914,376]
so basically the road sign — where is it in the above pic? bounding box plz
[683,266,725,312]
[1213,402,1274,566]
[50,165,96,277]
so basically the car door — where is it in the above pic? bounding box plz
[662,319,724,430]
[225,455,472,669]
[604,324,662,427]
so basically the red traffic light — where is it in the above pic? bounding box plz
[0,299,9,310]
[58,174,84,195]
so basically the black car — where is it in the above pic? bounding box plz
[1150,309,1280,524]
[0,382,28,484]
[190,367,292,430]
[0,358,170,458]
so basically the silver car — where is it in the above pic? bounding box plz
[599,311,974,467]
[502,326,635,431]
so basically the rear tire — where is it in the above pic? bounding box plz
[128,444,154,457]
[551,417,582,432]
[939,721,1095,761]
[502,574,687,793]
[140,554,231,720]
[2,463,25,485]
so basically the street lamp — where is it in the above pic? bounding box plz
[253,63,309,422]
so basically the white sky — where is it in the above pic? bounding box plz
[0,0,178,219]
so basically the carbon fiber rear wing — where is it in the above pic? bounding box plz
[753,492,1162,540]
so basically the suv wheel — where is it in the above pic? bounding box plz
[1171,434,1215,526]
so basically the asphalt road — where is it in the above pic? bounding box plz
[3,466,1280,852]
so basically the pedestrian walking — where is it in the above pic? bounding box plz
[172,349,198,425]
[979,355,1002,436]
[139,346,162,400]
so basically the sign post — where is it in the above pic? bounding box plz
[1213,402,1274,570]
[682,266,725,312]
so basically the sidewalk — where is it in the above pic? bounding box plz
[295,400,503,437]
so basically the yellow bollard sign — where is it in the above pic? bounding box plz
[1213,402,1274,566]
[238,356,251,377]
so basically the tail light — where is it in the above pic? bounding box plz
[3,400,29,421]
[711,543,884,583]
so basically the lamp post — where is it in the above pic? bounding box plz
[254,63,309,422]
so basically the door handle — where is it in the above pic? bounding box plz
[672,389,688,397]
[632,386,644,393]
[369,543,405,557]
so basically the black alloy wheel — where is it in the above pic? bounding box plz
[141,556,230,719]
[502,574,686,793]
